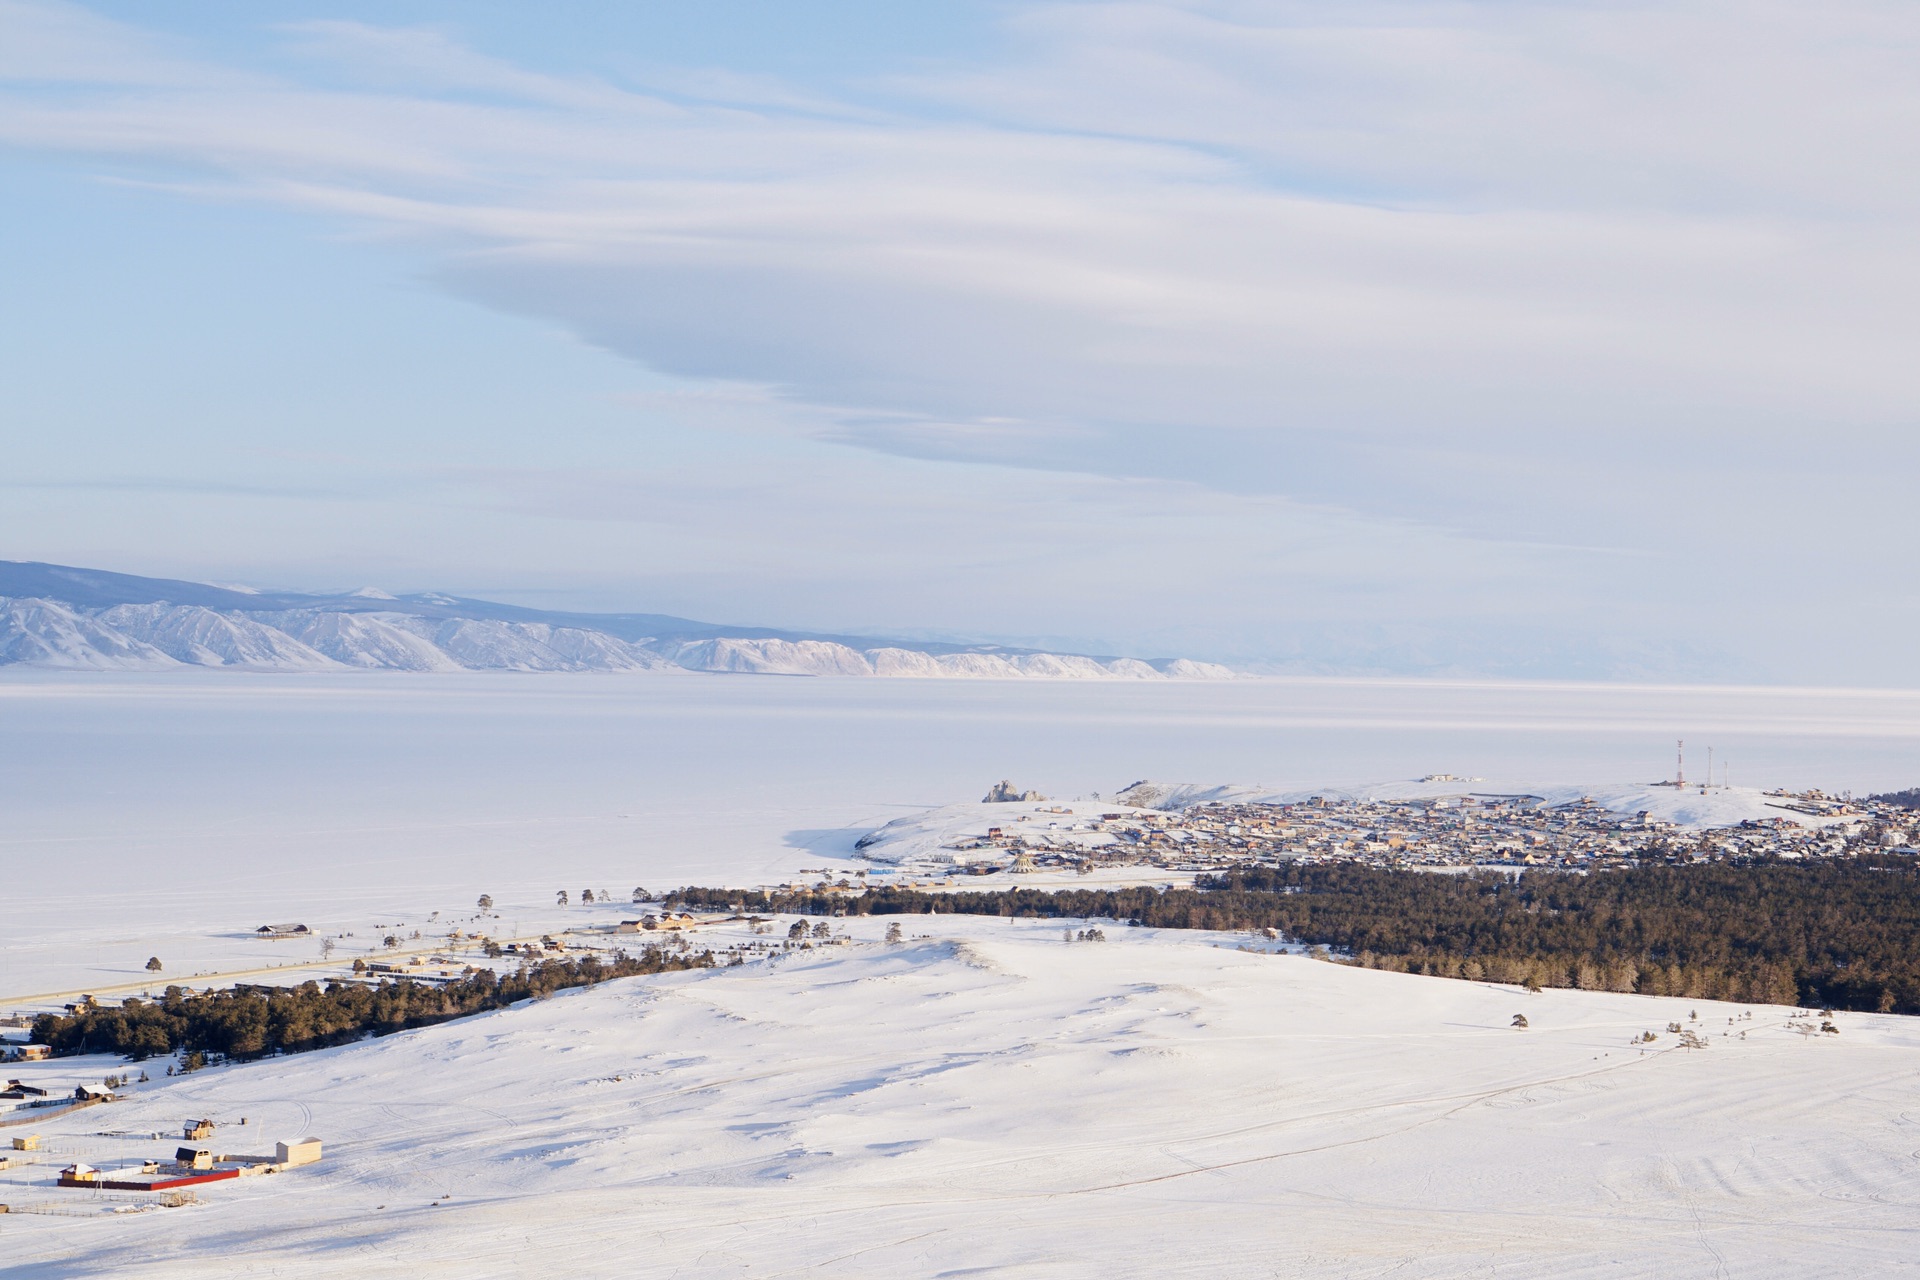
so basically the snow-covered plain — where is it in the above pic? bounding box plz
[6,918,1917,1277]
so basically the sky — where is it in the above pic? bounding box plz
[1,1,1916,681]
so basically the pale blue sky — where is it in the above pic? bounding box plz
[2,1,1916,680]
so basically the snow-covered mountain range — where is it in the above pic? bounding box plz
[0,561,1233,679]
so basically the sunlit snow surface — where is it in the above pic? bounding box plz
[7,921,1920,1277]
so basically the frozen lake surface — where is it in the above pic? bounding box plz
[2,671,1917,996]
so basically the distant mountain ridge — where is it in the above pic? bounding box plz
[0,561,1233,680]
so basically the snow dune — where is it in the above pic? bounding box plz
[8,919,1913,1276]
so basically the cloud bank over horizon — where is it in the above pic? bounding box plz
[1,1,1915,681]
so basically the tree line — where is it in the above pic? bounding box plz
[671,856,1920,1013]
[34,947,714,1062]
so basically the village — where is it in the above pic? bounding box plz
[875,784,1919,876]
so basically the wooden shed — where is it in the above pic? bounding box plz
[277,1138,323,1166]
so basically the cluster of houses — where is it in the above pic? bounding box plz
[57,1126,322,1192]
[939,789,1918,874]
[1,1079,113,1120]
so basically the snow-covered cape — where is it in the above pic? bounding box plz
[0,561,1234,678]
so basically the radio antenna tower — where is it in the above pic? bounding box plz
[1706,746,1713,791]
[1676,740,1685,788]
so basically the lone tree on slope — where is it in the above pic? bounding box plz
[582,889,595,904]
[145,956,162,972]
[477,894,493,912]
[556,890,569,907]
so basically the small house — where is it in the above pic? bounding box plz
[57,1162,99,1187]
[175,1147,214,1170]
[184,1119,215,1140]
[74,1083,114,1102]
[642,912,699,931]
[255,923,312,938]
[0,1080,48,1100]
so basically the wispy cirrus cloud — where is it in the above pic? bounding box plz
[7,1,1915,449]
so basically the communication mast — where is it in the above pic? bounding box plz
[1676,739,1685,788]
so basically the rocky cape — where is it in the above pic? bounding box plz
[0,561,1234,679]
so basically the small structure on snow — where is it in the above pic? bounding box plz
[277,1138,323,1166]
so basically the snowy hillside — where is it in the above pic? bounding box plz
[4,919,1913,1276]
[0,562,1234,679]
[855,797,1166,866]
